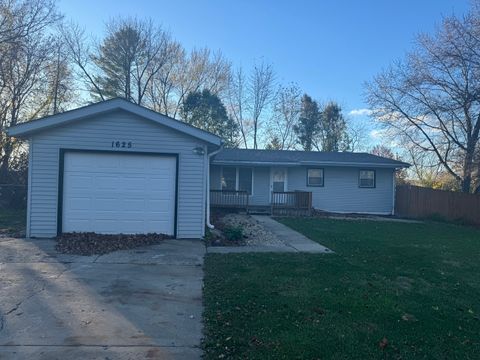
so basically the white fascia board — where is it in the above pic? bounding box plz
[7,98,222,146]
[212,160,409,168]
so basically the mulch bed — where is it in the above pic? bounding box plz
[55,232,171,256]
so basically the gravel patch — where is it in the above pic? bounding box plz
[221,214,283,246]
[56,232,171,255]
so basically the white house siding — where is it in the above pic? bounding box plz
[287,166,395,214]
[28,109,208,239]
[210,165,395,214]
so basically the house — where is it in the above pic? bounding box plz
[210,149,409,214]
[7,98,409,239]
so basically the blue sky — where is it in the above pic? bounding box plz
[59,0,470,145]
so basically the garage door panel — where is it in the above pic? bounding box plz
[62,152,176,235]
[65,175,93,189]
[67,197,93,210]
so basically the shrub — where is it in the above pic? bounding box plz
[223,225,243,242]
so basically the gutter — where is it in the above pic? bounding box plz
[206,144,224,229]
[212,160,410,168]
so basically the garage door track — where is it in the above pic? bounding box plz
[0,237,205,359]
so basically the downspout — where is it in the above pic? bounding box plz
[392,168,396,216]
[206,143,224,229]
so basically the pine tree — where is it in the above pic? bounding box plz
[181,89,239,147]
[93,23,143,101]
[319,102,348,151]
[293,94,321,151]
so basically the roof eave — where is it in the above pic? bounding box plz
[212,159,411,168]
[299,160,410,168]
[7,98,222,146]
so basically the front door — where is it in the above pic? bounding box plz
[270,168,287,203]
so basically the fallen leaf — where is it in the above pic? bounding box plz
[401,313,418,322]
[379,337,388,350]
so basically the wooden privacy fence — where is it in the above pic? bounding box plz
[271,191,313,216]
[395,185,480,225]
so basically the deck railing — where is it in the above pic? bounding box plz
[271,191,312,216]
[210,190,249,210]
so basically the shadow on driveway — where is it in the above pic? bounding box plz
[0,237,205,359]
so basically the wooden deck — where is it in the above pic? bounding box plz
[210,190,312,216]
[210,190,249,211]
[271,191,313,216]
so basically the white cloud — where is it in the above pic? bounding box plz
[369,129,383,139]
[348,108,372,117]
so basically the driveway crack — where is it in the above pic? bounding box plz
[3,265,70,319]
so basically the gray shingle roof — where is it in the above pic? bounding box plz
[212,149,410,168]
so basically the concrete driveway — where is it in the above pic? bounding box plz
[0,237,205,359]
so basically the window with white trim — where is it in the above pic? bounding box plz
[307,168,324,187]
[221,167,253,194]
[359,170,375,188]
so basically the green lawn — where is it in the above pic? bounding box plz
[0,208,25,235]
[203,218,480,359]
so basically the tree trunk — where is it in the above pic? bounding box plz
[462,145,475,193]
[0,142,13,183]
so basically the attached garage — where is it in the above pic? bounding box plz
[60,151,177,236]
[7,98,222,239]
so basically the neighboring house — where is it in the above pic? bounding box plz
[7,98,409,239]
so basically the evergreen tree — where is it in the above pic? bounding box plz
[93,23,143,101]
[319,102,348,151]
[265,136,282,150]
[91,18,170,105]
[181,89,239,147]
[293,94,321,151]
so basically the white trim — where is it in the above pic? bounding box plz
[314,209,393,216]
[213,160,409,168]
[26,138,33,238]
[201,144,207,236]
[307,168,325,187]
[270,167,288,202]
[359,169,376,188]
[251,168,255,196]
[7,98,222,146]
[206,145,223,229]
[392,169,396,215]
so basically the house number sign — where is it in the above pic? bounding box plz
[111,141,133,148]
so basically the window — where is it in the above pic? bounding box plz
[307,168,324,187]
[221,167,253,194]
[238,168,253,195]
[221,167,236,191]
[359,170,375,188]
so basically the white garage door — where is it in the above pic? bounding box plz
[62,152,176,235]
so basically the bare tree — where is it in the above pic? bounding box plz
[249,61,275,149]
[0,0,61,182]
[62,22,105,100]
[366,7,480,193]
[147,47,231,118]
[267,83,301,150]
[146,40,183,116]
[227,62,275,148]
[0,0,60,48]
[31,36,76,116]
[227,67,250,148]
[345,117,369,152]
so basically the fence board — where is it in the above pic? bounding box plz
[395,185,480,225]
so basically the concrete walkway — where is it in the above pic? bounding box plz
[208,216,332,254]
